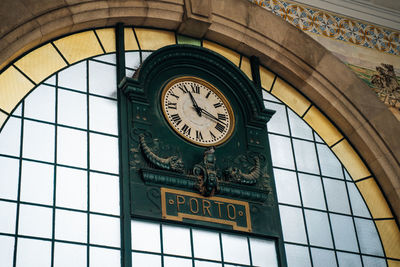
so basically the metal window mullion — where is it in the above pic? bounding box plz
[313,134,340,267]
[86,59,91,267]
[160,223,164,267]
[283,105,314,267]
[12,100,25,267]
[189,227,195,267]
[50,73,59,267]
[342,167,367,267]
[219,232,225,267]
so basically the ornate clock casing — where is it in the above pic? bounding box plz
[120,45,285,264]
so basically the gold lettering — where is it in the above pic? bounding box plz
[176,195,185,212]
[227,204,236,220]
[189,198,199,214]
[202,199,212,216]
[215,201,224,218]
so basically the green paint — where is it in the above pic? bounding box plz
[119,44,287,266]
[177,35,201,46]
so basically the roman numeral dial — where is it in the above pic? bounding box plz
[161,77,235,146]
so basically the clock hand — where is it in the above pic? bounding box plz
[188,91,202,116]
[200,108,227,126]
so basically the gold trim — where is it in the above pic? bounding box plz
[161,187,252,232]
[161,76,235,147]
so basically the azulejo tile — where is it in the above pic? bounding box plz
[251,0,400,56]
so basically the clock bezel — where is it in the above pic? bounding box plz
[161,76,235,147]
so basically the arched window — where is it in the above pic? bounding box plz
[0,27,398,267]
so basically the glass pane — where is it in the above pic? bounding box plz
[195,260,222,267]
[58,61,87,92]
[310,248,337,267]
[89,133,119,174]
[292,139,319,174]
[89,96,118,135]
[55,209,87,243]
[132,252,161,267]
[0,156,19,200]
[354,218,384,256]
[274,168,300,205]
[54,242,86,267]
[337,252,362,267]
[330,214,358,252]
[57,126,87,168]
[90,247,120,267]
[90,214,120,247]
[0,235,14,267]
[263,91,281,103]
[285,244,311,267]
[304,209,333,248]
[265,102,289,135]
[125,52,141,70]
[323,178,351,214]
[0,201,16,234]
[192,228,221,261]
[131,220,160,253]
[347,182,371,218]
[18,204,52,238]
[141,52,152,62]
[279,205,307,244]
[13,103,22,116]
[269,134,295,170]
[316,144,343,179]
[162,224,191,257]
[288,109,313,140]
[298,173,326,210]
[221,233,250,265]
[56,166,87,210]
[164,256,192,267]
[90,172,119,215]
[344,169,353,181]
[314,132,324,143]
[24,84,55,123]
[23,120,55,162]
[20,161,53,205]
[249,237,278,267]
[126,69,136,77]
[16,238,51,267]
[43,75,56,85]
[362,256,386,267]
[0,117,21,156]
[57,89,87,129]
[93,54,117,64]
[89,61,117,99]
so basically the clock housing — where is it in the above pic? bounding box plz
[120,45,281,243]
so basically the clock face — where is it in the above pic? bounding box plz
[161,77,235,146]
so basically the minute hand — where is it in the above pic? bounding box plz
[200,108,227,126]
[188,91,202,116]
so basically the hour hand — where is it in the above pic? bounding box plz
[188,91,202,116]
[200,109,227,126]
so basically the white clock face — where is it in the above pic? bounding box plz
[161,77,235,146]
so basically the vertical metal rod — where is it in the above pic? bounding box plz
[116,22,132,267]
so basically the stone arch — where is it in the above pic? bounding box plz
[0,0,399,225]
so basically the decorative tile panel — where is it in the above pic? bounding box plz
[251,0,400,56]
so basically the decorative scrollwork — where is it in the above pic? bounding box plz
[224,156,261,185]
[139,134,185,173]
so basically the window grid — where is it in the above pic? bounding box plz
[130,219,277,267]
[0,32,396,267]
[263,91,390,267]
[0,55,121,267]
